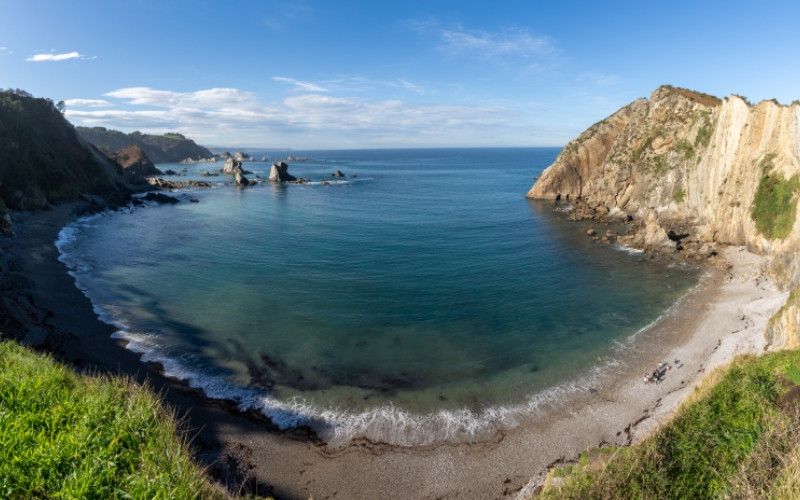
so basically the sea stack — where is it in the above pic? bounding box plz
[268,161,297,182]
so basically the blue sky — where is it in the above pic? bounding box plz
[2,0,799,149]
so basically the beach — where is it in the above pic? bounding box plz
[2,203,788,499]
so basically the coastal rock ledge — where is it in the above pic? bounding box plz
[526,85,800,347]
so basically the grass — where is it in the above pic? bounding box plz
[0,340,227,499]
[750,153,800,240]
[672,188,685,203]
[537,350,800,499]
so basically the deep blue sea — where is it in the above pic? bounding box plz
[57,148,699,446]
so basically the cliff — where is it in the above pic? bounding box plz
[527,85,800,347]
[76,127,214,163]
[0,90,130,215]
[109,144,163,182]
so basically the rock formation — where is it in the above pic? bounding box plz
[220,158,255,186]
[268,161,297,182]
[109,145,163,181]
[527,85,800,347]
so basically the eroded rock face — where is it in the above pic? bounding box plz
[268,161,297,182]
[527,85,800,346]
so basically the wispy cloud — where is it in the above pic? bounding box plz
[273,76,329,93]
[26,51,93,62]
[409,19,559,64]
[65,86,528,147]
[64,99,112,108]
[274,75,428,95]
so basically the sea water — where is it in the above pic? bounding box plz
[57,148,699,446]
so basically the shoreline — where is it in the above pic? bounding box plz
[1,202,788,499]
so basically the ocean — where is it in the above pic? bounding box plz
[56,147,699,447]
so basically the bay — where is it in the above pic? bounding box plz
[57,147,699,446]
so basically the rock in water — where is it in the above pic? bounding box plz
[222,157,241,175]
[268,161,297,182]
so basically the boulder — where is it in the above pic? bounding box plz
[268,161,297,182]
[332,170,345,177]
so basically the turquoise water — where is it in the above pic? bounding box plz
[57,148,699,446]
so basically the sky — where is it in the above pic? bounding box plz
[2,0,800,150]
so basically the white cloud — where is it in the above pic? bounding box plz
[104,87,261,108]
[64,99,112,108]
[272,76,329,92]
[26,51,84,62]
[65,86,532,148]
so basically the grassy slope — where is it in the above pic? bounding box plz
[538,350,800,499]
[0,340,227,499]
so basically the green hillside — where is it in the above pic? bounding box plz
[0,89,129,212]
[76,127,214,163]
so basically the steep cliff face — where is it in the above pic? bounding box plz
[0,90,129,212]
[527,85,800,346]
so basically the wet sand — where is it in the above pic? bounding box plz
[1,203,788,499]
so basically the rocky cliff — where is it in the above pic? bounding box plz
[527,85,800,347]
[76,127,214,163]
[109,144,163,181]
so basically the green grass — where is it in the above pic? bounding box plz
[751,154,800,240]
[0,340,226,499]
[673,188,685,203]
[538,350,800,499]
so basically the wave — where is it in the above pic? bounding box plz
[99,328,628,449]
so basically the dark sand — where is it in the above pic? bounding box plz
[1,203,787,499]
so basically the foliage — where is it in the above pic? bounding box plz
[0,340,228,499]
[0,89,125,210]
[751,153,800,240]
[673,188,685,203]
[538,350,800,499]
[76,127,213,163]
[674,139,694,161]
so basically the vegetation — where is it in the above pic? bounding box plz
[0,89,126,210]
[673,188,685,203]
[751,153,800,240]
[76,127,213,163]
[538,350,800,499]
[0,340,226,499]
[674,139,694,161]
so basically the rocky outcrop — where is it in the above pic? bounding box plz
[527,85,800,347]
[221,158,255,187]
[110,145,162,182]
[222,158,240,175]
[268,161,297,182]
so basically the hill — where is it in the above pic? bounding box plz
[76,127,214,163]
[0,89,130,214]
